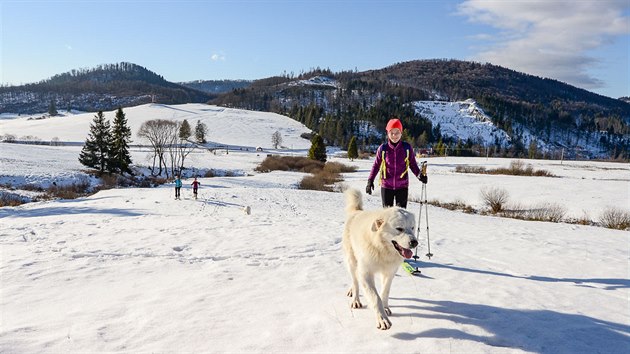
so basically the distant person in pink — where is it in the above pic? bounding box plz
[191,177,201,199]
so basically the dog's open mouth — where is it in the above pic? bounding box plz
[392,241,413,259]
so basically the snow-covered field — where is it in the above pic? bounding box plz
[1,104,628,353]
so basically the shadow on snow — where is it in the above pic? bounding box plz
[390,299,630,354]
[409,260,629,290]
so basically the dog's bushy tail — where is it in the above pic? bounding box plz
[344,188,363,214]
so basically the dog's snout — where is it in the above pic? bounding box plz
[410,239,418,249]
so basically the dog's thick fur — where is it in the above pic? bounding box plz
[342,188,418,330]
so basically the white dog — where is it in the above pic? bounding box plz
[342,188,418,330]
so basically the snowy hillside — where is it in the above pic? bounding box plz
[413,99,512,147]
[412,99,612,158]
[1,104,629,353]
[288,76,339,88]
[0,103,313,150]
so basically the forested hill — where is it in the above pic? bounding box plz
[374,60,630,113]
[178,79,252,94]
[210,59,630,159]
[1,59,628,158]
[0,62,213,114]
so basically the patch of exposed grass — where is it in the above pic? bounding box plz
[501,202,567,222]
[256,155,357,191]
[323,161,357,174]
[455,160,555,177]
[46,177,92,199]
[423,193,621,229]
[255,155,324,173]
[0,191,27,207]
[422,198,477,214]
[298,169,344,192]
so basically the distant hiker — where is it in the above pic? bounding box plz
[366,118,427,209]
[174,175,182,200]
[191,177,201,199]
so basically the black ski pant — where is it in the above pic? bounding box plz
[175,187,181,198]
[381,187,408,209]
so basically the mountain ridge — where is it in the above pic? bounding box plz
[0,62,214,114]
[210,59,629,159]
[0,59,628,159]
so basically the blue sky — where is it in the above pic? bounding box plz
[1,0,628,98]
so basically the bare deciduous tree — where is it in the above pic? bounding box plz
[168,122,196,176]
[272,130,282,149]
[138,119,177,177]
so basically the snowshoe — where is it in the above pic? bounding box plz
[401,260,421,275]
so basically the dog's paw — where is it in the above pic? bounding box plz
[376,315,392,330]
[346,288,353,297]
[350,300,363,309]
[385,307,392,316]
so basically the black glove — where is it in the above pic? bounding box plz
[419,174,428,184]
[366,179,374,194]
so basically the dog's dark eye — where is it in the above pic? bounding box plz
[396,227,404,233]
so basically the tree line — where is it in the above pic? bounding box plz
[79,108,209,178]
[210,60,630,159]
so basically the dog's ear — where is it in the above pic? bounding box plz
[371,218,385,232]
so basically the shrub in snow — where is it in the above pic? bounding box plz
[599,208,630,230]
[480,186,509,214]
[1,134,17,142]
[525,202,567,222]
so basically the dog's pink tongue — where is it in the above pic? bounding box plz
[403,248,413,259]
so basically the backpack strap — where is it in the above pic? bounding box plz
[378,144,387,185]
[400,146,410,178]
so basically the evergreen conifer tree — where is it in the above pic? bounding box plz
[528,140,538,159]
[347,136,358,161]
[416,131,429,147]
[48,100,58,116]
[194,120,207,144]
[435,139,446,156]
[308,134,327,162]
[179,119,192,140]
[402,129,412,145]
[79,111,112,173]
[110,107,133,174]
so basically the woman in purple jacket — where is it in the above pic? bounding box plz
[366,118,427,208]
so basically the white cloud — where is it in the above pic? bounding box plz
[210,52,226,61]
[457,0,630,90]
[65,44,73,50]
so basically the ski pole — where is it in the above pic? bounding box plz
[418,161,433,259]
[414,161,429,260]
[413,183,423,261]
[423,182,433,259]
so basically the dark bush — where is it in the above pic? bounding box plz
[256,156,356,192]
[255,155,324,173]
[0,192,27,207]
[46,179,91,199]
